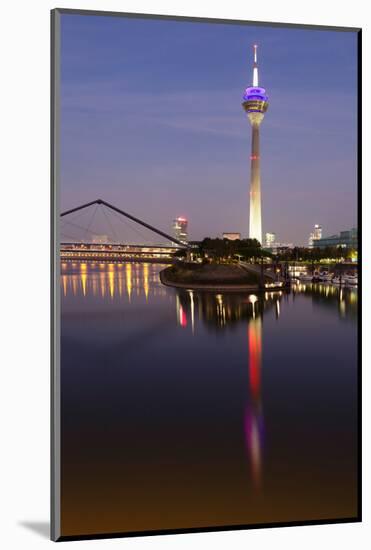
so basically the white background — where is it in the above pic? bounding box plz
[0,0,369,548]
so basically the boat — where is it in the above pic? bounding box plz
[299,273,313,282]
[332,276,343,286]
[312,270,321,283]
[344,274,358,286]
[320,271,334,282]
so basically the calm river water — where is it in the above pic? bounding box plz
[60,261,358,537]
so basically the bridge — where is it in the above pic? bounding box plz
[60,199,190,262]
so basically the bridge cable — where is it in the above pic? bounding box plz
[60,198,188,248]
[109,208,156,244]
[60,218,98,239]
[61,207,94,225]
[101,205,119,243]
[85,203,99,242]
[61,203,151,244]
[60,205,95,235]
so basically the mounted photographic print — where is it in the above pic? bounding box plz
[51,8,361,541]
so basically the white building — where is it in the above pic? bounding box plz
[172,217,188,244]
[308,224,322,248]
[265,232,276,247]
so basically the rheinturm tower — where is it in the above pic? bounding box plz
[242,45,269,244]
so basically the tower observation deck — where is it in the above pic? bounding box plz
[242,44,269,245]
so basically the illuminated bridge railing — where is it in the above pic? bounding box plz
[60,243,180,262]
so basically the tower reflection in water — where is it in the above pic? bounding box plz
[245,295,264,490]
[175,289,283,490]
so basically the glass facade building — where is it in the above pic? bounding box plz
[313,228,357,249]
[173,217,188,244]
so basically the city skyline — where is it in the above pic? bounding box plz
[60,14,357,246]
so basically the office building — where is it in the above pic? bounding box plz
[173,217,188,244]
[313,228,357,250]
[308,224,322,248]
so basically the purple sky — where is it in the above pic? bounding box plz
[60,14,358,245]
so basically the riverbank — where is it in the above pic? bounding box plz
[160,262,277,292]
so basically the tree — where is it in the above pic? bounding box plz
[173,248,187,259]
[199,237,263,262]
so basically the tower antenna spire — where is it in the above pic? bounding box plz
[253,44,259,87]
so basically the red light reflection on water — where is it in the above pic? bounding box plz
[179,305,187,327]
[248,319,261,400]
[245,316,264,490]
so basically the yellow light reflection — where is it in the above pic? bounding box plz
[61,275,67,297]
[216,294,226,326]
[108,269,115,299]
[276,299,280,318]
[339,288,346,317]
[118,273,123,297]
[71,276,78,296]
[80,263,87,297]
[92,276,98,297]
[143,263,149,302]
[100,272,106,297]
[126,263,132,301]
[249,294,258,319]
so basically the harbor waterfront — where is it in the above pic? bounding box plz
[60,261,357,536]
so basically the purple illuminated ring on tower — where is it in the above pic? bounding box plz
[242,86,268,102]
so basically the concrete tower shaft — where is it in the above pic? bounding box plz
[242,45,269,244]
[249,122,262,244]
